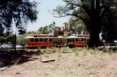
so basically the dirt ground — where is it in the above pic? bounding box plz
[0,48,117,77]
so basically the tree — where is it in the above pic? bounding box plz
[54,0,117,48]
[0,36,6,44]
[38,26,49,34]
[27,31,37,34]
[69,17,87,33]
[0,0,37,35]
[7,35,16,44]
[38,22,56,34]
[16,35,25,45]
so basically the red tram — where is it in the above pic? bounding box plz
[66,36,88,48]
[25,34,89,49]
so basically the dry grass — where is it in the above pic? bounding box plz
[0,48,117,77]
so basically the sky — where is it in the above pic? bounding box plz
[27,0,70,32]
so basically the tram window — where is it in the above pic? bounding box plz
[35,38,38,42]
[40,38,43,41]
[49,39,52,42]
[67,39,70,42]
[43,38,47,42]
[81,38,84,41]
[79,38,81,41]
[30,38,34,42]
[76,39,78,41]
[68,39,74,42]
[38,38,47,42]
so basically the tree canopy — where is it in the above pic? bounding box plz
[0,0,38,35]
[54,0,117,47]
[69,17,86,33]
[38,22,56,34]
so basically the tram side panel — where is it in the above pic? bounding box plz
[26,37,89,48]
[26,38,54,48]
[74,38,88,48]
[66,38,88,48]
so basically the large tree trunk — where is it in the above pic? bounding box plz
[88,31,102,48]
[87,18,102,48]
[86,0,102,48]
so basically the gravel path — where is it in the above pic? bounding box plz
[0,49,117,77]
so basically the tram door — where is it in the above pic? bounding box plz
[67,38,75,48]
[53,38,65,47]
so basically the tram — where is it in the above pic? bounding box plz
[25,34,89,48]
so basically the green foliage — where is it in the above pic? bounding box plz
[69,18,87,32]
[0,35,16,44]
[0,34,25,45]
[0,0,38,35]
[0,36,6,44]
[16,35,25,45]
[38,26,49,34]
[7,35,16,44]
[38,22,56,34]
[27,31,37,34]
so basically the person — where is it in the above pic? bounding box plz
[99,32,103,41]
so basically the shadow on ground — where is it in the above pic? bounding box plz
[0,50,40,67]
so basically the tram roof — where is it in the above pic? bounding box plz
[25,35,89,39]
